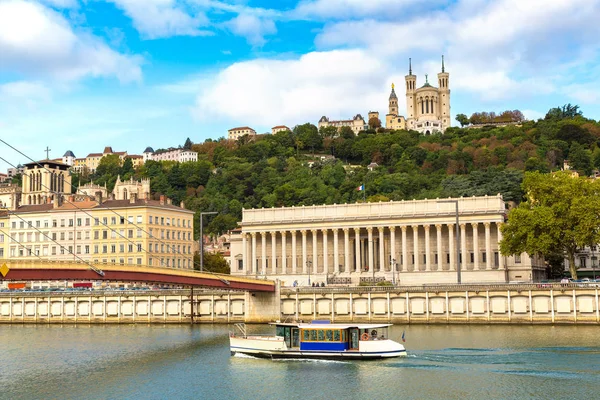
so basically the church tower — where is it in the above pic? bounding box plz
[388,83,398,115]
[405,58,417,127]
[437,55,451,130]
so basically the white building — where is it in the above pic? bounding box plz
[229,196,546,286]
[228,127,257,140]
[143,148,198,163]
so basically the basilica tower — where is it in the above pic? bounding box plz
[405,58,417,124]
[437,55,451,129]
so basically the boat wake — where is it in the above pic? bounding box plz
[232,353,260,359]
[272,358,349,364]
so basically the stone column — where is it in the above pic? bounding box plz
[271,231,277,275]
[333,229,340,274]
[497,222,504,269]
[354,228,361,272]
[344,228,350,273]
[401,226,408,272]
[460,224,467,271]
[367,227,374,273]
[311,229,318,275]
[242,233,247,274]
[291,231,297,274]
[448,223,455,271]
[412,225,419,272]
[472,223,479,270]
[484,222,492,270]
[281,231,287,274]
[436,224,443,271]
[378,227,385,273]
[323,229,329,274]
[301,230,307,274]
[424,224,431,272]
[251,232,257,275]
[390,227,396,272]
[261,232,267,275]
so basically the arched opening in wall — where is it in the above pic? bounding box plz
[27,195,31,205]
[426,130,431,135]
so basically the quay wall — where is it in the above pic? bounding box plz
[1,284,599,324]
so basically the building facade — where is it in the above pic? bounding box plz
[228,127,257,140]
[385,84,407,130]
[229,196,546,286]
[144,148,198,163]
[318,114,366,135]
[404,57,451,134]
[271,126,290,135]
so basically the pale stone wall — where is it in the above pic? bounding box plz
[230,196,546,285]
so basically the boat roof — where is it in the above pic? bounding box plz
[271,322,393,329]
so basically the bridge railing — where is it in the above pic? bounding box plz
[281,282,598,294]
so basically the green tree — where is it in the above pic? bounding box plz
[500,171,600,279]
[193,252,230,274]
[455,113,469,127]
[368,117,382,129]
[183,137,193,150]
[293,123,322,154]
[545,103,582,120]
[121,157,134,178]
[568,143,593,176]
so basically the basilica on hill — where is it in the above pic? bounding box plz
[386,56,451,134]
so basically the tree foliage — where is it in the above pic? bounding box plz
[500,171,600,279]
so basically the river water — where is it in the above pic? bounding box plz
[0,324,598,400]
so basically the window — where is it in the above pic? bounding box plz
[120,244,125,253]
[94,245,99,254]
[470,253,474,263]
[128,216,133,224]
[85,245,90,254]
[60,232,65,241]
[137,215,142,224]
[128,230,133,238]
[137,229,142,238]
[103,217,108,225]
[514,254,521,263]
[137,244,142,252]
[102,231,108,239]
[77,218,82,226]
[60,219,65,227]
[111,217,116,225]
[580,257,587,268]
[482,253,487,263]
[137,258,142,265]
[94,231,99,240]
[102,245,107,254]
[111,245,116,253]
[68,232,73,240]
[149,216,153,224]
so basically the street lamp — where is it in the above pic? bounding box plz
[199,212,218,272]
[592,247,597,280]
[307,260,312,286]
[437,200,461,284]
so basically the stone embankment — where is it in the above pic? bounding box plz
[1,283,599,324]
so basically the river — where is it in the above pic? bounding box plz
[0,324,598,399]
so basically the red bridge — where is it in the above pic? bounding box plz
[0,260,275,292]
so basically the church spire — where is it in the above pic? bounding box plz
[441,55,445,73]
[409,58,412,75]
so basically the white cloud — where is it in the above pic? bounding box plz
[0,0,142,82]
[39,0,78,8]
[193,49,388,125]
[223,13,276,46]
[107,0,212,39]
[0,81,51,102]
[292,0,437,20]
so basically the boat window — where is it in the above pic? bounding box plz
[326,330,334,341]
[276,326,285,337]
[310,330,318,341]
[333,330,340,341]
[342,330,347,342]
[303,330,310,341]
[317,330,325,341]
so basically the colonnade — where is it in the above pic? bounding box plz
[239,222,503,276]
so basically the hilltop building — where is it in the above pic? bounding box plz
[228,127,257,140]
[271,126,290,134]
[142,147,197,163]
[402,56,451,134]
[318,114,367,135]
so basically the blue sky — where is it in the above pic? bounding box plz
[1,0,600,171]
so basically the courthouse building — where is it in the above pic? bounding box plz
[229,196,546,285]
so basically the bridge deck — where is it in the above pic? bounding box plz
[0,259,275,292]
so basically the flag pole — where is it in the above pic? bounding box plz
[363,182,366,202]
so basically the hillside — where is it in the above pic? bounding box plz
[76,106,600,238]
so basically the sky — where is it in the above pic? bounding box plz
[1,0,600,171]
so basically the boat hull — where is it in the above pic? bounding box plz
[230,345,406,360]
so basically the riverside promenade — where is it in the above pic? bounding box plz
[1,282,599,324]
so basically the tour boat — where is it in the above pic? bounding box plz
[229,321,406,360]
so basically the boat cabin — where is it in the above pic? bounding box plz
[273,321,391,352]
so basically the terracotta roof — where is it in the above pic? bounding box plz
[114,151,127,155]
[87,153,103,157]
[16,204,54,213]
[272,125,289,129]
[127,155,143,159]
[57,201,98,210]
[229,126,254,131]
[103,146,114,153]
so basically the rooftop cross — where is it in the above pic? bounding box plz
[44,146,51,160]
[425,74,429,84]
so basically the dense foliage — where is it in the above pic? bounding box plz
[73,106,599,244]
[500,171,600,279]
